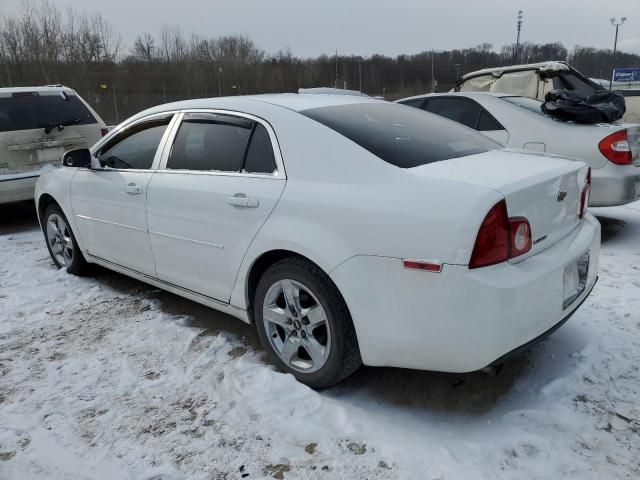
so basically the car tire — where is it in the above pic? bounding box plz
[254,256,361,388]
[43,204,88,275]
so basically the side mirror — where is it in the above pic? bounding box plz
[63,148,92,168]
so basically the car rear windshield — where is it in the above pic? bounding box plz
[300,102,500,168]
[0,92,97,133]
[502,96,545,115]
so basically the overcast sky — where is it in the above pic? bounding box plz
[3,0,640,58]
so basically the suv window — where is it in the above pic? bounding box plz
[300,102,500,168]
[98,118,171,169]
[244,123,276,174]
[425,98,481,129]
[0,92,97,133]
[168,113,253,172]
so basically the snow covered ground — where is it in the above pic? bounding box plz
[0,201,639,480]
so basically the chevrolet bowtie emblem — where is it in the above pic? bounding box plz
[557,190,568,201]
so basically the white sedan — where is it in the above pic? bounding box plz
[35,94,600,387]
[397,92,640,207]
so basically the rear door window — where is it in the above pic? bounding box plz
[300,102,500,168]
[167,113,253,172]
[0,92,97,133]
[243,123,277,174]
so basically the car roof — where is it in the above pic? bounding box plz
[142,92,381,116]
[397,92,517,102]
[0,85,77,97]
[459,61,570,81]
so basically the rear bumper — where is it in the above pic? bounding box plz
[330,214,601,372]
[591,163,640,207]
[0,175,38,204]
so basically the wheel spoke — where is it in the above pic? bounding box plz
[263,304,289,327]
[279,334,299,362]
[62,236,73,249]
[47,219,59,237]
[303,337,326,366]
[51,241,63,255]
[304,305,327,329]
[281,280,302,317]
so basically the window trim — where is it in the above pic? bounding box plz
[423,96,506,132]
[156,109,286,180]
[89,111,180,173]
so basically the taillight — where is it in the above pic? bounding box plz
[470,200,532,269]
[510,218,532,257]
[599,130,632,165]
[579,167,591,219]
[100,127,109,137]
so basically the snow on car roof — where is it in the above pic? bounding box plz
[459,61,570,80]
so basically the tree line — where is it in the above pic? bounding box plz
[2,0,639,123]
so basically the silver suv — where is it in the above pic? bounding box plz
[0,85,107,204]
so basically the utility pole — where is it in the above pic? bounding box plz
[609,17,627,91]
[334,49,339,89]
[358,58,362,92]
[431,49,435,92]
[514,10,523,65]
[454,63,461,80]
[218,66,222,96]
[112,84,119,123]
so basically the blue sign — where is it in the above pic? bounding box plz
[613,68,640,83]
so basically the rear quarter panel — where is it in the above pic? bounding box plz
[228,105,503,310]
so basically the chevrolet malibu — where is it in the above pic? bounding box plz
[35,94,600,388]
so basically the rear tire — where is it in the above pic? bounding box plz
[43,204,88,275]
[254,257,361,388]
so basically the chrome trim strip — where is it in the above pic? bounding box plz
[149,230,224,249]
[76,214,147,232]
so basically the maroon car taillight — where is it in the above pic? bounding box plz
[469,200,532,269]
[598,130,632,165]
[579,167,591,219]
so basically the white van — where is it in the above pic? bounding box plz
[0,85,107,204]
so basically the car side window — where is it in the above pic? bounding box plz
[244,123,276,174]
[167,113,253,172]
[399,98,425,109]
[98,117,171,169]
[476,110,504,131]
[424,98,481,129]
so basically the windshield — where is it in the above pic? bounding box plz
[502,96,545,115]
[0,93,97,133]
[300,102,501,168]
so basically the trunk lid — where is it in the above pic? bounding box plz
[411,149,588,258]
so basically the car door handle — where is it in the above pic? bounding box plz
[226,194,259,208]
[124,183,143,195]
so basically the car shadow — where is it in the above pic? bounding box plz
[0,201,39,235]
[596,215,627,243]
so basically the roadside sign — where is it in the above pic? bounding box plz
[612,68,640,83]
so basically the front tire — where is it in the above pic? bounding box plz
[43,204,88,275]
[254,257,361,388]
